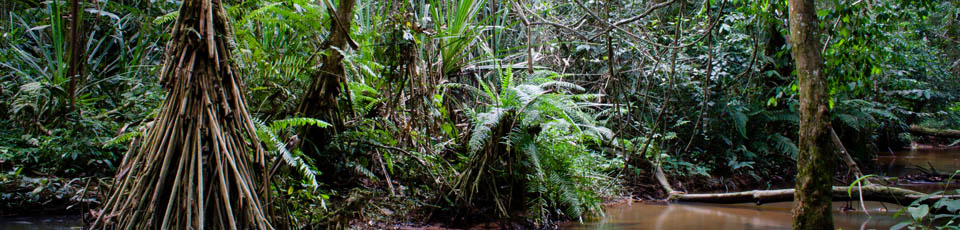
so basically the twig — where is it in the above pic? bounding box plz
[573,0,727,49]
[375,149,396,197]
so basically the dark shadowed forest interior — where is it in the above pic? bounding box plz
[1,0,959,229]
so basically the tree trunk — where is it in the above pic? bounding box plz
[788,0,834,229]
[93,0,272,228]
[66,0,84,113]
[297,0,356,156]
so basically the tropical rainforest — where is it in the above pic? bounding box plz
[0,0,959,229]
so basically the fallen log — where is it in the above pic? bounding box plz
[654,127,957,206]
[668,185,960,205]
[909,125,960,138]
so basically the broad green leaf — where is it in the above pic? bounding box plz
[908,205,929,220]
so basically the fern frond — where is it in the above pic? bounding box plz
[864,107,899,122]
[523,141,544,180]
[569,93,603,101]
[347,161,377,179]
[254,118,319,188]
[765,111,799,124]
[501,66,514,90]
[468,108,510,152]
[105,130,142,148]
[770,134,798,159]
[268,117,330,133]
[539,81,585,92]
[586,125,614,140]
[438,83,493,102]
[477,75,499,104]
[513,84,546,104]
[728,107,749,139]
[549,173,583,218]
[153,11,178,25]
[835,113,861,131]
[240,2,283,24]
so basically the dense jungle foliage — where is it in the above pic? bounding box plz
[0,0,958,228]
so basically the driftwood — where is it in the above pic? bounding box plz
[668,185,960,205]
[909,125,960,138]
[653,127,955,206]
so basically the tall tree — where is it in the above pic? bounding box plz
[788,0,835,229]
[93,0,273,228]
[66,0,83,112]
[297,0,356,157]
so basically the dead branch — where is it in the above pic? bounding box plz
[668,185,960,206]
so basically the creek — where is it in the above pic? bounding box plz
[1,148,957,229]
[0,215,81,230]
[569,147,960,230]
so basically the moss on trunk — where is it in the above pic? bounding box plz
[788,0,834,229]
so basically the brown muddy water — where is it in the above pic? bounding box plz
[0,215,81,230]
[877,147,960,177]
[568,148,960,230]
[2,149,957,229]
[565,201,904,230]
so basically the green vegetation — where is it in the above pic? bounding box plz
[0,0,958,229]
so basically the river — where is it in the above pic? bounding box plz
[0,215,81,230]
[569,147,960,230]
[566,201,904,230]
[1,148,956,229]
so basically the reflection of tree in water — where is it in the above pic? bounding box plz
[877,149,960,179]
[575,202,902,230]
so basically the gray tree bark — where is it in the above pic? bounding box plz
[788,0,835,229]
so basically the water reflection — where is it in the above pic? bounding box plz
[570,148,960,230]
[877,148,960,177]
[567,201,904,230]
[0,215,81,230]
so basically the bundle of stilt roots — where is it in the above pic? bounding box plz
[93,0,272,228]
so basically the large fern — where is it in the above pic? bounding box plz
[454,70,617,225]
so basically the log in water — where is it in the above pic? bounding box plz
[565,201,903,230]
[569,148,960,229]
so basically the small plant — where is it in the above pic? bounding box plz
[254,117,335,229]
[889,170,960,230]
[0,1,165,176]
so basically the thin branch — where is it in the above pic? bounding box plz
[610,0,678,29]
[516,2,590,40]
[512,2,535,74]
[573,0,726,50]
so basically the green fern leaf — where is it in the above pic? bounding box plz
[153,11,178,25]
[268,117,330,133]
[770,134,798,159]
[728,108,749,139]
